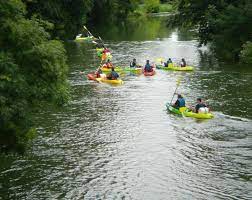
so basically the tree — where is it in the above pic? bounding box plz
[0,0,69,152]
[173,0,252,62]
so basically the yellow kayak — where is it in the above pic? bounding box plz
[157,63,194,71]
[183,111,214,119]
[101,67,123,73]
[96,78,124,85]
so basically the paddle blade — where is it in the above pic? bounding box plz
[156,58,164,62]
[176,79,181,86]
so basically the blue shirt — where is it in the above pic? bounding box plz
[145,63,152,72]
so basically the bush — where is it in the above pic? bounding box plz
[145,0,160,13]
[159,3,173,12]
[240,41,252,64]
[0,0,69,152]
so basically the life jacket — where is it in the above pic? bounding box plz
[144,64,152,72]
[196,103,207,113]
[130,62,137,68]
[178,98,185,107]
[181,61,186,67]
[198,107,209,113]
[111,71,119,79]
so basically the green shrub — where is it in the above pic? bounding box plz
[145,0,160,13]
[240,41,252,64]
[159,3,173,12]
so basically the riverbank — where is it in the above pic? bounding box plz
[130,3,174,17]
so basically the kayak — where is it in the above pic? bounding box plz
[96,78,123,85]
[86,73,106,81]
[157,64,194,71]
[75,36,96,42]
[96,48,104,57]
[87,73,97,81]
[166,103,214,119]
[123,67,142,73]
[144,70,155,76]
[101,67,123,73]
[101,67,142,73]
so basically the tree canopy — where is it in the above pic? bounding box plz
[173,0,252,62]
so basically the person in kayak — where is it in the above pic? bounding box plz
[107,67,119,80]
[95,67,103,78]
[193,98,209,113]
[173,94,186,109]
[130,58,138,68]
[144,60,153,72]
[164,58,172,67]
[102,59,113,68]
[102,48,111,61]
[180,58,186,67]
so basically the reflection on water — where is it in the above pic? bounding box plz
[0,16,251,200]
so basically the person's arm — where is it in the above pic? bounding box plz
[174,100,179,107]
[195,104,199,113]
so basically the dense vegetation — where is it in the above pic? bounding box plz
[0,0,70,152]
[172,0,252,63]
[0,0,145,152]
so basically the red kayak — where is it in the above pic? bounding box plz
[144,70,155,76]
[87,73,97,80]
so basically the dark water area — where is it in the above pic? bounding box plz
[0,16,251,199]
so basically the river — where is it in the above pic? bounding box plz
[0,16,251,200]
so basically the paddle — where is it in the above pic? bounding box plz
[83,25,94,38]
[170,78,181,105]
[98,36,106,48]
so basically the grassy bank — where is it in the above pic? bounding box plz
[131,3,174,17]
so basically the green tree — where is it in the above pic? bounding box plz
[145,0,160,13]
[173,0,252,62]
[24,0,94,39]
[240,41,252,64]
[0,0,69,152]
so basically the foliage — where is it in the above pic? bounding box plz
[0,0,69,152]
[0,0,146,153]
[24,0,94,39]
[159,3,173,12]
[173,0,252,62]
[90,0,138,23]
[240,42,252,64]
[144,0,160,13]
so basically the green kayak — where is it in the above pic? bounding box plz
[166,103,214,119]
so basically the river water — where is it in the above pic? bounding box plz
[0,16,251,200]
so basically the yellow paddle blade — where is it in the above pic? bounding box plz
[176,79,181,86]
[156,58,164,62]
[176,75,183,86]
[179,107,187,112]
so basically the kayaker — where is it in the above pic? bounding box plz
[107,67,119,80]
[193,98,209,113]
[130,58,137,68]
[95,67,102,78]
[180,58,186,67]
[173,94,186,109]
[102,59,113,68]
[144,60,153,72]
[102,48,111,61]
[164,58,172,67]
[103,48,110,54]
